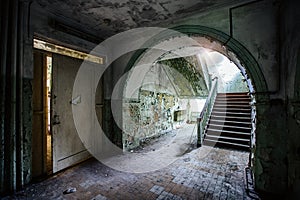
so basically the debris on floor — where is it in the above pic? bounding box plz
[5,146,255,200]
[4,124,255,199]
[63,187,76,194]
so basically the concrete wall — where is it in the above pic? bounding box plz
[281,0,300,198]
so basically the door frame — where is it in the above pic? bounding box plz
[32,49,52,178]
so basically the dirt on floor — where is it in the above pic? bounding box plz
[3,124,258,200]
[132,123,197,154]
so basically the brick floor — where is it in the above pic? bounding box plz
[4,146,257,200]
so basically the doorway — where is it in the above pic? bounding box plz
[46,55,52,174]
[120,31,258,174]
[32,39,104,177]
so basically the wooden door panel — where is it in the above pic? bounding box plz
[52,54,91,172]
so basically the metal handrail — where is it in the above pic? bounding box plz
[197,77,218,147]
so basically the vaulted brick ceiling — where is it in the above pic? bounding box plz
[33,0,246,39]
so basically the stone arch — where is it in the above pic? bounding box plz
[123,25,270,168]
[125,25,268,95]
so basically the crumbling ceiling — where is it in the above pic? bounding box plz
[33,0,249,39]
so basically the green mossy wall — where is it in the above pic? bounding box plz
[159,56,208,96]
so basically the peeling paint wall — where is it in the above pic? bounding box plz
[254,99,288,194]
[159,56,208,97]
[123,55,208,150]
[123,91,176,150]
[123,92,204,151]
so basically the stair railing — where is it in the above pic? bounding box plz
[197,77,218,147]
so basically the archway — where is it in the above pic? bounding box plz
[72,25,268,174]
[122,25,269,171]
[125,25,268,93]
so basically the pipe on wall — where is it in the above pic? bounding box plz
[6,0,19,192]
[16,1,25,190]
[0,0,26,195]
[0,0,9,194]
[224,0,281,95]
[223,0,263,46]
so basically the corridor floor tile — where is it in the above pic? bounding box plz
[5,146,256,200]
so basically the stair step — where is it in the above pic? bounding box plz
[205,135,250,146]
[206,124,251,139]
[215,100,250,105]
[202,92,252,151]
[206,128,251,136]
[206,133,251,140]
[209,119,251,127]
[203,139,250,149]
[216,97,250,101]
[211,111,251,116]
[216,100,250,103]
[205,135,250,142]
[213,107,251,112]
[208,123,251,131]
[210,115,251,122]
[214,104,251,108]
[218,92,249,96]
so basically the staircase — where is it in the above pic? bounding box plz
[203,92,252,151]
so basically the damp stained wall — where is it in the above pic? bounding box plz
[123,91,175,150]
[168,0,279,94]
[122,56,208,150]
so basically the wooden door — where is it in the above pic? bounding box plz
[52,54,92,172]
